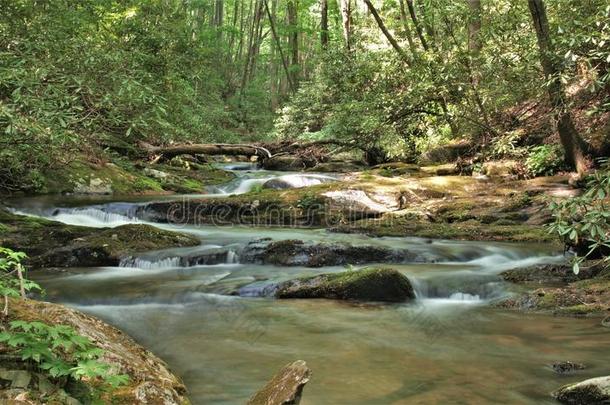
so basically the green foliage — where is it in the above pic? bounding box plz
[0,247,127,397]
[548,161,610,273]
[249,183,265,194]
[297,192,323,211]
[0,320,129,393]
[525,145,564,177]
[0,248,41,305]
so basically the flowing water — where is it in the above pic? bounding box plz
[9,166,610,404]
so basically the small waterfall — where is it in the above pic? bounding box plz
[410,272,506,304]
[226,250,239,264]
[10,203,142,228]
[120,256,183,270]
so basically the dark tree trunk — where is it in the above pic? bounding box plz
[528,0,589,174]
[406,0,428,51]
[364,0,409,63]
[287,0,299,87]
[321,0,329,48]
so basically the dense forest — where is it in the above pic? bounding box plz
[1,0,609,192]
[1,1,610,404]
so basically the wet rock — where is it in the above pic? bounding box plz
[240,239,422,267]
[276,268,416,302]
[31,224,199,268]
[501,262,603,285]
[262,174,335,190]
[323,190,390,217]
[552,361,586,375]
[481,161,519,177]
[553,376,610,404]
[262,156,308,171]
[7,298,189,404]
[603,316,610,328]
[73,177,112,195]
[419,140,472,165]
[248,360,312,405]
[307,161,364,173]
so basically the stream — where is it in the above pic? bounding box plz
[9,165,610,404]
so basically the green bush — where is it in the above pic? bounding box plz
[0,247,128,398]
[525,145,564,177]
[548,161,610,273]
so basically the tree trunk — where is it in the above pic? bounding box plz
[466,0,491,134]
[364,0,409,64]
[139,142,272,161]
[528,0,588,174]
[398,0,418,57]
[321,0,329,48]
[340,0,352,50]
[406,0,428,51]
[287,0,299,87]
[264,0,295,93]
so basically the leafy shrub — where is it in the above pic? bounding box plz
[525,145,564,177]
[297,193,323,211]
[0,247,128,398]
[548,161,610,273]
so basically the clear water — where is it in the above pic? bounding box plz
[9,167,610,404]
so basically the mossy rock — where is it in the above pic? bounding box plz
[0,209,199,268]
[553,376,610,404]
[276,268,416,302]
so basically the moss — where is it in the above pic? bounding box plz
[0,209,199,268]
[276,268,415,302]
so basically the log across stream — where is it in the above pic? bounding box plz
[8,166,610,404]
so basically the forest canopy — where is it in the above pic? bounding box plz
[0,0,609,191]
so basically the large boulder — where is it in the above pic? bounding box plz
[275,268,416,302]
[240,239,423,267]
[553,376,610,404]
[5,299,189,404]
[248,360,312,405]
[0,210,200,268]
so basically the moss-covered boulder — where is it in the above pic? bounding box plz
[0,209,199,268]
[276,268,416,302]
[553,376,610,404]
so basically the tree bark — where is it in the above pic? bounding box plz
[264,0,295,93]
[398,0,418,57]
[406,0,428,51]
[139,142,272,160]
[287,0,299,87]
[528,0,588,174]
[340,0,352,50]
[321,0,329,48]
[364,0,410,64]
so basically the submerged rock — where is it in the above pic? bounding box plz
[240,239,421,267]
[553,376,610,404]
[551,361,586,375]
[603,316,610,328]
[248,360,312,405]
[276,268,416,302]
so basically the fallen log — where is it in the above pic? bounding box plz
[139,141,272,161]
